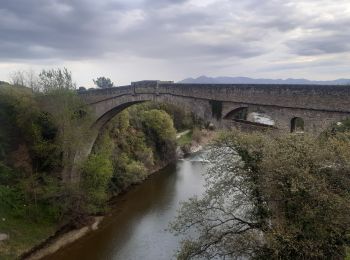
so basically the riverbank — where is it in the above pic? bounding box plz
[22,217,104,260]
[0,214,56,260]
[19,129,216,260]
[20,165,169,260]
[177,129,217,155]
[35,146,209,260]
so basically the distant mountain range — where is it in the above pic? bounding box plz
[179,76,350,85]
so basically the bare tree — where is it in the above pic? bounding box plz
[9,70,26,86]
[25,69,39,91]
[8,69,40,91]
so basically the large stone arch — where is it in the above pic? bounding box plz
[78,92,216,158]
[90,94,213,132]
[93,101,145,130]
[71,93,215,181]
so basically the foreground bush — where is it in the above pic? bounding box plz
[171,130,350,259]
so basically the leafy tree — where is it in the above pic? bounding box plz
[81,134,113,214]
[96,106,178,196]
[0,69,96,224]
[171,130,350,259]
[141,109,176,140]
[38,68,76,93]
[0,84,62,223]
[102,110,153,194]
[140,109,177,163]
[93,76,114,89]
[127,101,200,132]
[36,68,94,183]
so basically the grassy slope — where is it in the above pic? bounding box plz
[177,130,193,146]
[0,207,55,259]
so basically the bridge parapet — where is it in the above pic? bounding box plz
[156,83,350,113]
[78,80,350,113]
[78,85,133,104]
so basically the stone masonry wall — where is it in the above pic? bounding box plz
[78,81,350,134]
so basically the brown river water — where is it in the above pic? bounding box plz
[45,153,207,260]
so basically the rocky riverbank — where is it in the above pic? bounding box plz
[177,129,217,157]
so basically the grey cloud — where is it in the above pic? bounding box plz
[0,0,269,61]
[259,58,348,73]
[0,0,108,59]
[0,0,350,80]
[287,34,350,56]
[243,0,308,32]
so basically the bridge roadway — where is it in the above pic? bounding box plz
[78,80,350,135]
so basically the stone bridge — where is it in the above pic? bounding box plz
[79,80,350,136]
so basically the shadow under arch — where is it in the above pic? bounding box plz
[223,107,248,120]
[291,117,305,133]
[224,107,276,128]
[92,101,146,131]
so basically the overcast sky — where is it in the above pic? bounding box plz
[1,0,350,86]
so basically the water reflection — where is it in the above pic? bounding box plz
[46,153,207,260]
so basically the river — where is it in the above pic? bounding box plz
[46,152,207,260]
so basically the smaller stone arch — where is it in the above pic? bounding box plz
[224,107,276,127]
[224,107,248,120]
[291,117,305,133]
[247,112,275,126]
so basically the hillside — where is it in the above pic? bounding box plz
[179,76,350,85]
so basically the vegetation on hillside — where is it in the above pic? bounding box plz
[0,70,198,258]
[93,101,200,196]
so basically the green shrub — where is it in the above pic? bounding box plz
[81,153,113,214]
